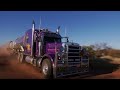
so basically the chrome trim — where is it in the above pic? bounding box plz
[31,20,35,56]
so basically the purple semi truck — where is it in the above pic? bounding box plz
[11,20,89,79]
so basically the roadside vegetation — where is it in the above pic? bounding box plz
[83,43,120,75]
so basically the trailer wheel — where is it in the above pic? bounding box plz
[18,52,24,63]
[41,59,53,79]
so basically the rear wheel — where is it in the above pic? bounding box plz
[41,59,53,79]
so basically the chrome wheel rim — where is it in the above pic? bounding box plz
[42,63,48,75]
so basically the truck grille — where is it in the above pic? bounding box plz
[67,45,80,65]
[56,45,89,78]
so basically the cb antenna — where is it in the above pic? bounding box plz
[65,27,67,37]
[39,17,41,31]
[65,27,69,42]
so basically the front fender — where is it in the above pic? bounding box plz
[37,54,54,68]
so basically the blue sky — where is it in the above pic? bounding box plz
[0,11,120,49]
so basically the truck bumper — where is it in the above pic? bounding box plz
[53,64,89,78]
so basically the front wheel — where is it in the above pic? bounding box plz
[41,59,53,79]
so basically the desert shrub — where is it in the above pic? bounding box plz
[106,49,120,58]
[83,43,120,59]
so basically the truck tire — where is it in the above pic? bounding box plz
[41,59,53,79]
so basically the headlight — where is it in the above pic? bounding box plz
[57,53,61,60]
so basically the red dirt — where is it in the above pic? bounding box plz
[0,46,43,79]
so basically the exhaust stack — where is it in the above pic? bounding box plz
[31,20,35,56]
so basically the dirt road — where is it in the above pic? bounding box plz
[0,46,43,79]
[0,46,120,79]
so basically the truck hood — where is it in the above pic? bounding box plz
[46,43,62,54]
[62,42,79,46]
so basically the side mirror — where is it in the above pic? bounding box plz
[67,38,69,42]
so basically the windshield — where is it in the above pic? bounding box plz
[44,36,61,43]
